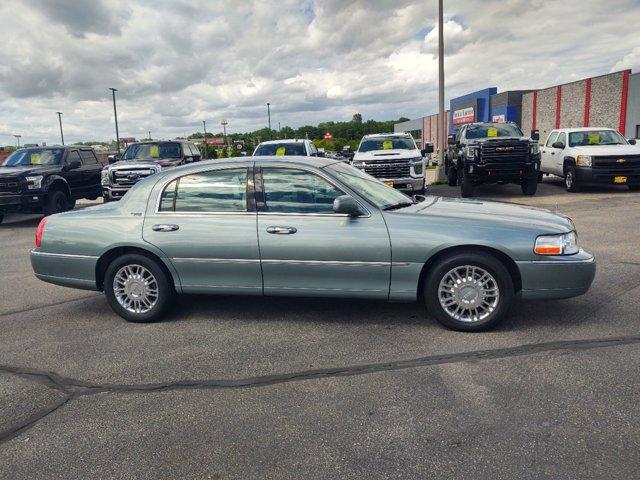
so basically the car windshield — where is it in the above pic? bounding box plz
[569,130,627,147]
[253,143,307,156]
[324,161,412,209]
[358,136,415,152]
[465,123,523,139]
[1,148,65,167]
[122,143,181,160]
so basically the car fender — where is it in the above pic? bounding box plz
[43,175,71,196]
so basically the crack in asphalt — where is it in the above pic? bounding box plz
[1,334,639,445]
[0,294,101,319]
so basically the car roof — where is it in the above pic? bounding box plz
[551,127,618,133]
[363,133,410,138]
[257,139,309,145]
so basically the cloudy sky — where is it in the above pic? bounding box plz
[1,0,639,145]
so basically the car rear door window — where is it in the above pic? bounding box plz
[261,168,344,214]
[79,150,98,164]
[159,169,247,213]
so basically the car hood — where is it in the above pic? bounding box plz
[109,160,163,169]
[0,165,58,176]
[396,196,574,233]
[572,144,640,155]
[353,149,421,161]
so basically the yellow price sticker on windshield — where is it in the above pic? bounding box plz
[382,140,393,150]
[30,153,42,164]
[487,127,498,137]
[588,134,600,144]
[150,145,160,157]
[275,146,286,156]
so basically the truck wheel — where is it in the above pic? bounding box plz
[0,214,4,225]
[104,253,174,323]
[521,177,538,195]
[67,198,77,210]
[537,172,543,183]
[565,166,580,192]
[424,251,514,331]
[447,164,458,186]
[43,190,70,216]
[460,173,474,198]
[629,185,639,191]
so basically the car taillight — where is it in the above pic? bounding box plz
[35,217,48,247]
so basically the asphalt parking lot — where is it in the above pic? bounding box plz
[1,176,639,479]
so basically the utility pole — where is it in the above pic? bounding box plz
[266,103,271,139]
[434,0,447,182]
[148,130,151,140]
[202,120,207,160]
[278,121,281,138]
[109,88,120,155]
[14,134,21,147]
[221,119,228,148]
[56,112,64,145]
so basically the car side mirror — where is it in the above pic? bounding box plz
[108,154,120,164]
[447,134,456,146]
[531,130,540,141]
[552,141,565,149]
[629,139,637,145]
[333,195,362,216]
[65,159,81,170]
[413,194,426,203]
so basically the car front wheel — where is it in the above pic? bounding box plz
[565,166,580,192]
[447,163,457,186]
[104,253,174,323]
[424,252,514,331]
[521,176,538,195]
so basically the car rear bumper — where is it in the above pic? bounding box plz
[517,249,596,300]
[30,249,99,291]
[574,166,639,186]
[0,193,46,213]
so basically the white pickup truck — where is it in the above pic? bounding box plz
[540,127,640,192]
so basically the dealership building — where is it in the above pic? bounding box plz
[395,69,640,146]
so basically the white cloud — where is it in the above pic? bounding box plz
[0,0,639,145]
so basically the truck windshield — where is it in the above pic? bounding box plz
[324,161,411,209]
[465,124,523,139]
[253,143,307,156]
[358,137,415,152]
[1,148,64,167]
[568,130,627,146]
[123,143,181,160]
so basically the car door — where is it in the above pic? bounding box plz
[553,132,568,175]
[540,131,558,174]
[142,165,262,294]
[78,149,102,197]
[256,165,391,299]
[62,150,85,196]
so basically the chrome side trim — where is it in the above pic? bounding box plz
[31,250,98,260]
[172,258,260,264]
[516,257,595,265]
[264,286,385,293]
[170,257,391,267]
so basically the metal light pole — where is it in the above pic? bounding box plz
[434,0,447,182]
[202,120,207,160]
[221,119,228,148]
[266,103,271,139]
[56,112,65,145]
[109,88,120,155]
[13,134,21,147]
[148,130,151,140]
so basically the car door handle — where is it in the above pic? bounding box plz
[152,224,179,232]
[266,226,297,234]
[550,152,555,155]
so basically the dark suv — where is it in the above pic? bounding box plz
[0,146,102,223]
[445,122,541,197]
[103,141,201,201]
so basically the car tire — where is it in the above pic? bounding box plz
[43,190,70,216]
[424,251,514,332]
[521,177,538,195]
[104,253,174,323]
[629,185,639,191]
[565,166,580,192]
[447,164,457,186]
[460,172,474,198]
[67,198,77,210]
[0,213,4,225]
[537,172,543,183]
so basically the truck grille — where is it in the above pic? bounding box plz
[111,168,156,186]
[480,140,530,164]
[0,177,21,194]
[362,161,410,179]
[591,155,640,175]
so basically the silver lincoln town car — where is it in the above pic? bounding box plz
[30,156,595,331]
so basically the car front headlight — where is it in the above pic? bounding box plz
[576,155,592,167]
[101,169,109,185]
[534,231,579,255]
[409,157,424,175]
[25,175,43,190]
[531,143,540,155]
[463,146,478,159]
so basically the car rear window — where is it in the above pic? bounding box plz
[254,143,307,156]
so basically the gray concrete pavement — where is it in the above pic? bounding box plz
[1,180,639,479]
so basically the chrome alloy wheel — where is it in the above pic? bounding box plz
[113,264,159,314]
[437,265,500,322]
[566,170,574,189]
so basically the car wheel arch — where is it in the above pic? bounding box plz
[416,245,522,300]
[95,246,178,292]
[563,157,576,175]
[45,176,71,199]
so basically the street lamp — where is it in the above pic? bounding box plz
[266,103,271,139]
[221,119,228,148]
[434,0,447,182]
[109,88,120,155]
[148,130,151,140]
[56,112,64,145]
[202,120,207,160]
[13,134,21,147]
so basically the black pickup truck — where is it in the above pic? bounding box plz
[445,122,541,197]
[0,146,102,224]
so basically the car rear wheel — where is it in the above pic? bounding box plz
[104,253,174,323]
[460,172,474,198]
[424,252,514,331]
[565,166,580,192]
[43,190,70,216]
[521,177,538,195]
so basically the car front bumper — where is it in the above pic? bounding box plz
[378,177,425,192]
[517,249,596,300]
[574,166,639,187]
[0,193,46,213]
[102,186,130,201]
[464,160,540,183]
